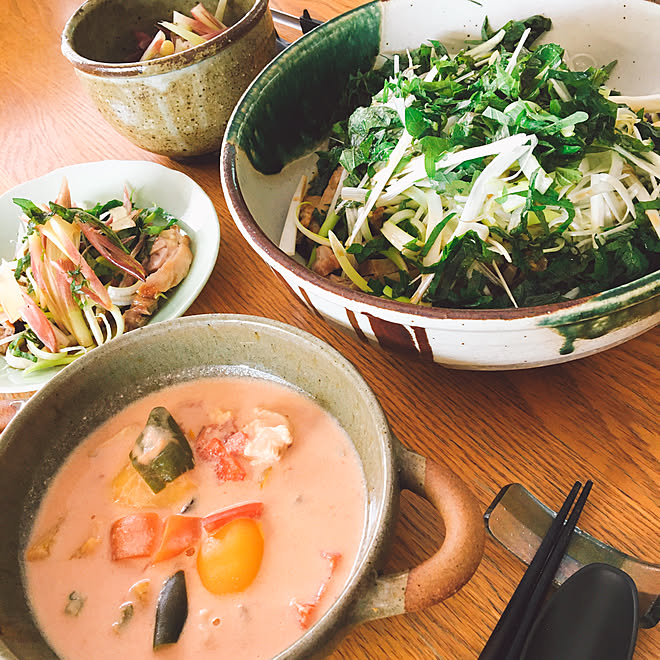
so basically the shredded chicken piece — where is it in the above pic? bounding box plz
[311,246,340,276]
[299,168,344,232]
[123,226,193,330]
[298,196,321,228]
[359,258,400,279]
[319,167,343,210]
[369,206,386,231]
[242,410,293,467]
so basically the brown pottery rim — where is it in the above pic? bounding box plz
[61,0,269,77]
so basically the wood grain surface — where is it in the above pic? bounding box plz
[1,0,658,658]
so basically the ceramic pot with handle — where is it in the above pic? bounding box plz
[0,314,483,659]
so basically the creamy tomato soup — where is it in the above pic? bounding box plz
[24,376,366,660]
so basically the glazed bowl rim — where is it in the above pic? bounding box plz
[1,313,397,659]
[220,0,660,326]
[61,0,270,77]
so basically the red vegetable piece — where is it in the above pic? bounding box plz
[51,260,109,311]
[224,430,247,455]
[19,291,58,352]
[195,423,247,482]
[195,420,236,459]
[78,222,146,281]
[153,515,202,563]
[214,452,246,482]
[39,224,112,310]
[190,2,225,30]
[202,501,264,536]
[110,512,162,560]
[291,552,342,629]
[139,29,166,62]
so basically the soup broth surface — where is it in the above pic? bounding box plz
[24,376,366,660]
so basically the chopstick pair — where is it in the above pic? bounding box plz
[479,480,594,660]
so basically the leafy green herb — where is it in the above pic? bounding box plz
[293,15,659,309]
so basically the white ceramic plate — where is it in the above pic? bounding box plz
[0,160,220,392]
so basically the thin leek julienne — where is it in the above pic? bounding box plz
[284,14,660,310]
[0,179,193,373]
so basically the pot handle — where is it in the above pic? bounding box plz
[350,443,484,624]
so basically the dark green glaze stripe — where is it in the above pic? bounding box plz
[226,2,381,174]
[538,270,660,326]
[537,269,659,354]
[552,296,659,355]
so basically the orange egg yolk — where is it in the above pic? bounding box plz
[197,518,264,594]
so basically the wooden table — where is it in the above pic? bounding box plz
[1,1,658,657]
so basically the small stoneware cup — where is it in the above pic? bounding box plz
[0,314,484,659]
[62,0,277,158]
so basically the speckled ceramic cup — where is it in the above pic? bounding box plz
[62,0,277,158]
[0,315,484,659]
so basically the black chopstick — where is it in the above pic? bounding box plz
[478,480,592,660]
[504,480,593,659]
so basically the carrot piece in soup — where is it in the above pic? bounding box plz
[202,501,263,535]
[153,515,202,563]
[224,430,247,455]
[111,513,162,560]
[195,420,237,459]
[213,451,246,482]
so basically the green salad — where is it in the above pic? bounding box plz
[281,15,660,309]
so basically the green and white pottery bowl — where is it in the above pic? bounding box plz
[221,0,660,369]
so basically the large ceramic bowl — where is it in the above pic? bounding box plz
[0,314,484,660]
[62,0,277,158]
[221,0,660,370]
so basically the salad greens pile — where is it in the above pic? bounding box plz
[282,15,660,309]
